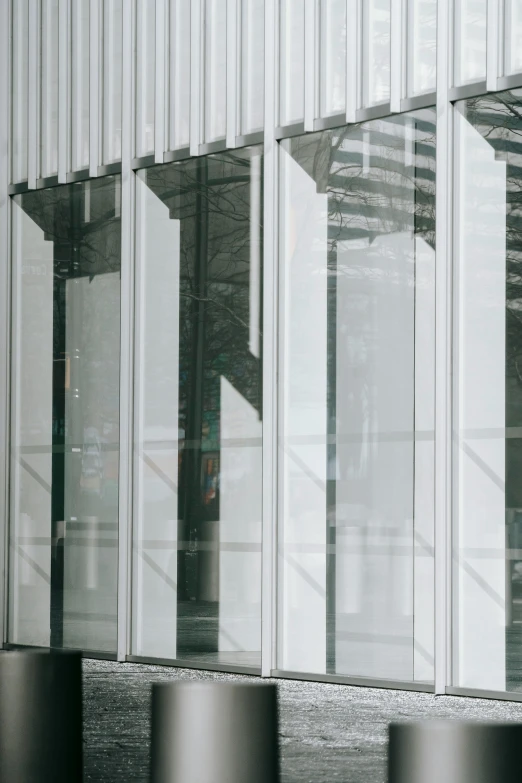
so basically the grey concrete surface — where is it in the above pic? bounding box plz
[83,660,522,783]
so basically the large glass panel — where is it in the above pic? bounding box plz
[319,0,346,117]
[407,0,437,96]
[132,149,263,668]
[71,0,90,171]
[454,89,522,693]
[9,177,121,652]
[12,0,29,183]
[136,0,156,157]
[279,0,305,126]
[454,0,487,86]
[278,112,436,681]
[204,0,227,143]
[102,0,123,164]
[169,0,191,150]
[505,1,522,75]
[240,0,265,134]
[362,0,391,105]
[40,0,59,177]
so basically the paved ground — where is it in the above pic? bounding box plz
[83,659,522,783]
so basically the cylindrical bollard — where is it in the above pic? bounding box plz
[151,681,279,783]
[388,721,522,783]
[0,649,83,783]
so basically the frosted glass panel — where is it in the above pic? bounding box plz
[136,0,156,156]
[71,0,90,171]
[169,0,191,149]
[12,0,29,183]
[454,0,487,85]
[280,0,305,125]
[204,0,227,142]
[408,0,437,95]
[40,0,59,177]
[363,0,391,105]
[319,0,346,116]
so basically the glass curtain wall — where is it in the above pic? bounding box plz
[319,0,347,117]
[240,0,265,134]
[454,89,522,694]
[454,0,487,86]
[407,0,437,96]
[362,0,391,106]
[132,148,263,668]
[9,177,121,653]
[278,112,436,681]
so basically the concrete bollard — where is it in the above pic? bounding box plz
[0,649,83,783]
[151,681,280,783]
[388,721,522,783]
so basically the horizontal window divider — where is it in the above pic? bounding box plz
[35,176,60,190]
[272,670,436,692]
[163,147,192,164]
[198,139,228,156]
[97,162,122,177]
[66,168,91,184]
[314,113,348,132]
[445,687,522,704]
[131,155,156,171]
[401,92,437,112]
[275,122,306,140]
[8,182,30,196]
[126,655,261,677]
[235,130,265,148]
[448,81,488,103]
[496,73,522,91]
[355,102,393,123]
[3,643,117,661]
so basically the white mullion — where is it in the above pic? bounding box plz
[346,0,359,122]
[261,0,277,678]
[486,0,500,91]
[390,0,403,112]
[225,0,238,148]
[190,0,201,155]
[89,0,100,176]
[28,0,39,188]
[58,0,69,181]
[117,0,134,663]
[154,0,166,162]
[0,0,10,644]
[434,0,452,696]
[304,0,316,130]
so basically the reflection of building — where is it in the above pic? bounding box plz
[2,0,522,703]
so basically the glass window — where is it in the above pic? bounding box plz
[454,89,522,692]
[40,0,59,177]
[319,0,346,117]
[12,0,29,183]
[279,0,305,126]
[132,148,263,668]
[71,0,90,171]
[136,0,156,157]
[505,1,522,75]
[407,0,437,95]
[362,0,391,105]
[9,177,121,652]
[278,112,436,681]
[240,0,265,134]
[454,0,487,86]
[204,0,227,143]
[102,0,123,164]
[169,0,191,150]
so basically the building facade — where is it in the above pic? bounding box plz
[1,0,521,700]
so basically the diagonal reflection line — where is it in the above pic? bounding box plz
[140,451,178,494]
[139,549,177,593]
[459,439,505,492]
[15,545,51,585]
[456,554,505,610]
[283,550,326,599]
[19,458,52,495]
[284,445,326,493]
[219,626,243,652]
